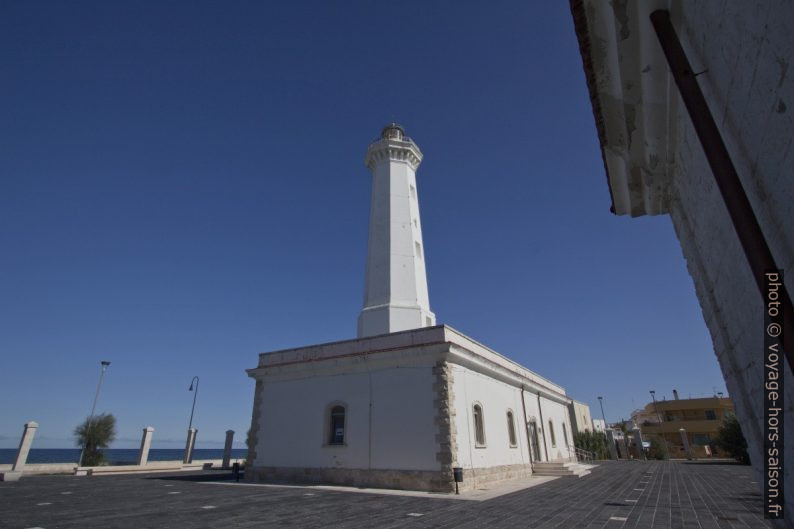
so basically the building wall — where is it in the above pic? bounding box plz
[568,400,593,436]
[537,392,575,462]
[450,365,530,470]
[252,366,438,471]
[666,1,793,512]
[246,326,575,491]
[450,364,574,467]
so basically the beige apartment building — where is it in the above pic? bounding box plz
[632,396,734,458]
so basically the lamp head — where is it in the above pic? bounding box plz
[189,382,194,391]
[101,361,111,367]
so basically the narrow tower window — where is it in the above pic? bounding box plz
[415,241,422,259]
[507,411,517,447]
[548,420,556,447]
[562,423,569,447]
[329,405,345,445]
[410,184,416,199]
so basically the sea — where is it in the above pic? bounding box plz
[0,448,247,465]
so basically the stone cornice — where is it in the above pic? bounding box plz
[365,138,423,171]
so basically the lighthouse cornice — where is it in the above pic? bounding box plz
[364,138,423,171]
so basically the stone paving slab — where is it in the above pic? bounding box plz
[0,461,771,528]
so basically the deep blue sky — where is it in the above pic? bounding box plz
[0,1,726,449]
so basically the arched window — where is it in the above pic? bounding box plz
[473,404,486,447]
[548,420,556,447]
[506,411,517,447]
[563,423,569,447]
[329,405,345,445]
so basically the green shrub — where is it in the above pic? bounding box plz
[75,413,116,466]
[714,413,750,464]
[573,431,609,459]
[647,437,668,460]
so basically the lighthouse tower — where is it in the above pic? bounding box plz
[358,124,435,337]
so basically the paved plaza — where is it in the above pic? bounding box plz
[0,461,770,528]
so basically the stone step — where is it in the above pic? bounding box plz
[533,468,591,476]
[532,462,593,478]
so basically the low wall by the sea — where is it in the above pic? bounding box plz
[0,458,244,476]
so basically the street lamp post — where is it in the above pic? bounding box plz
[184,376,199,464]
[649,390,662,423]
[649,390,670,455]
[188,376,199,432]
[597,396,607,430]
[78,361,111,467]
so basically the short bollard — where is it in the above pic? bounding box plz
[452,467,463,495]
[232,462,240,482]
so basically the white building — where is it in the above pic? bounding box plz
[570,1,792,523]
[246,125,575,492]
[567,400,594,436]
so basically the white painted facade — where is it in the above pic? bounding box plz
[572,1,793,523]
[253,367,438,471]
[246,326,574,491]
[358,124,435,337]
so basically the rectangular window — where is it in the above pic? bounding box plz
[329,406,345,445]
[409,185,416,199]
[705,410,717,420]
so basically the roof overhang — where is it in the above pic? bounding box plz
[570,0,677,216]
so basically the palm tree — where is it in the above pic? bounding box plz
[75,413,116,466]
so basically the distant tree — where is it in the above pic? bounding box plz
[714,413,750,464]
[74,413,116,466]
[573,431,609,459]
[616,421,633,459]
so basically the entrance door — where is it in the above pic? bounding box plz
[529,421,541,461]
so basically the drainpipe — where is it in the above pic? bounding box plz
[520,386,534,471]
[536,391,550,462]
[364,352,373,473]
[650,9,794,375]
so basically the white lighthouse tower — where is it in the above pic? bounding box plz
[357,124,435,337]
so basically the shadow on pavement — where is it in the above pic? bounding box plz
[146,471,245,482]
[680,460,744,466]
